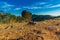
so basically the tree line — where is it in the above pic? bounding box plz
[0,10,32,23]
[0,10,58,24]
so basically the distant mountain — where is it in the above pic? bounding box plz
[32,15,58,21]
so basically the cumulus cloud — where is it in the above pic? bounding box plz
[14,8,21,10]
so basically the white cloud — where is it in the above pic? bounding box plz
[2,2,15,8]
[0,2,15,11]
[35,2,47,6]
[32,2,60,9]
[23,6,41,9]
[47,4,60,8]
[45,4,53,7]
[39,2,46,5]
[14,8,21,10]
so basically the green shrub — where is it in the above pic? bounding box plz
[22,10,32,22]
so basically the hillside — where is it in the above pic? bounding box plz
[32,15,58,21]
[0,18,60,40]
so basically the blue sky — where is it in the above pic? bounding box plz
[0,0,60,16]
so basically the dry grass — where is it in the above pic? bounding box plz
[0,18,60,40]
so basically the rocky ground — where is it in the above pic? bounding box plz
[0,18,60,40]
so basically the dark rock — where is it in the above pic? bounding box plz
[28,21,36,25]
[5,26,13,29]
[33,30,41,34]
[55,32,60,35]
[55,23,60,26]
[8,37,24,40]
[45,27,54,31]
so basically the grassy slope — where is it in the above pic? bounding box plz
[0,18,60,40]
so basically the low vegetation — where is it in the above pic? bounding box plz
[0,10,60,40]
[0,18,60,40]
[0,10,32,24]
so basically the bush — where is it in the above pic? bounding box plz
[22,10,32,22]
